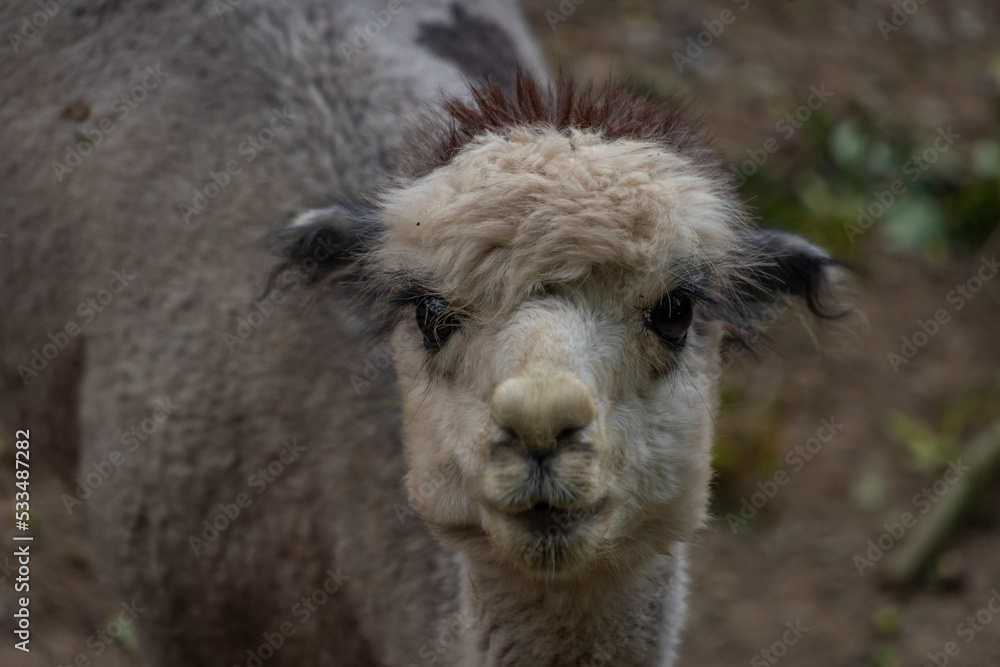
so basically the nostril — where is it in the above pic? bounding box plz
[556,426,581,443]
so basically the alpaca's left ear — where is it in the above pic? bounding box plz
[738,229,852,318]
[265,203,383,285]
[715,229,860,346]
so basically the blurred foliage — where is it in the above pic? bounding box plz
[713,95,1000,499]
[738,101,1000,264]
[872,604,903,637]
[870,643,903,667]
[109,619,140,652]
[883,381,1000,473]
[710,387,786,511]
[883,411,954,474]
[851,470,890,512]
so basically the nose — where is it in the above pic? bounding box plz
[490,374,596,458]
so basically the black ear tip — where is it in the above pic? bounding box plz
[738,227,860,320]
[264,203,383,286]
[264,221,320,260]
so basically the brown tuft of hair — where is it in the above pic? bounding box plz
[402,71,716,178]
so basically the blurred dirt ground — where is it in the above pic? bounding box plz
[3,1,1000,666]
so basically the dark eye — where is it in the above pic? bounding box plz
[415,296,460,351]
[646,292,694,345]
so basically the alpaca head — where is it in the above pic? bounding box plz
[270,75,854,578]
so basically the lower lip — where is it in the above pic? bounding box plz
[510,502,602,531]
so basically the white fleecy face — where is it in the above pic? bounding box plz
[378,128,742,576]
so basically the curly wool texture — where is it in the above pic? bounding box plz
[377,127,746,318]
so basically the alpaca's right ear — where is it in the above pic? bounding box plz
[265,203,383,285]
[714,229,863,352]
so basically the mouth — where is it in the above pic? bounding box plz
[510,500,603,531]
[489,498,609,575]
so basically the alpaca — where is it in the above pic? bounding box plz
[0,1,852,665]
[266,75,855,666]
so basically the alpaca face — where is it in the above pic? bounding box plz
[270,88,850,578]
[391,292,722,576]
[378,129,740,575]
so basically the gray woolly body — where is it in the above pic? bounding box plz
[0,2,690,666]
